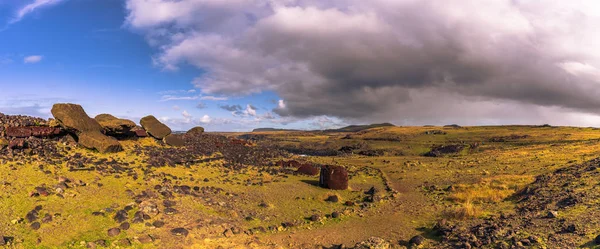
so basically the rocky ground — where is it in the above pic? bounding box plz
[3,106,600,248]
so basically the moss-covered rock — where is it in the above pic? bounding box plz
[140,115,171,139]
[94,114,136,136]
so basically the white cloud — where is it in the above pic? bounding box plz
[159,95,199,101]
[10,0,64,24]
[24,55,43,64]
[200,114,212,124]
[172,105,181,110]
[278,99,286,109]
[245,104,256,116]
[200,95,228,101]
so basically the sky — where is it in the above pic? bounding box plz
[1,0,600,131]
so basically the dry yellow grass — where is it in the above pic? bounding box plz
[449,175,535,204]
[444,200,482,220]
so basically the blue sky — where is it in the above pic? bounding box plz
[0,0,339,131]
[2,0,600,129]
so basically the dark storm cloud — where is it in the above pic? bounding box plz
[219,104,242,112]
[126,0,600,123]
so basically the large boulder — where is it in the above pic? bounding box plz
[78,131,123,153]
[94,114,136,137]
[51,104,103,133]
[186,126,205,135]
[163,134,185,147]
[319,165,348,190]
[297,163,319,176]
[140,116,171,139]
[51,103,122,153]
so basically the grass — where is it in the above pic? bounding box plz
[5,125,600,247]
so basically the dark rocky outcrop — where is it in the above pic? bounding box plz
[140,115,171,139]
[319,165,348,190]
[94,114,136,137]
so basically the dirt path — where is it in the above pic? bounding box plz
[261,167,439,248]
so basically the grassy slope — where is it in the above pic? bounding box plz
[3,126,600,248]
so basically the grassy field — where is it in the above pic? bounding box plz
[3,125,600,248]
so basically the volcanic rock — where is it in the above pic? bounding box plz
[354,237,390,249]
[30,127,62,137]
[30,222,41,230]
[0,138,8,149]
[131,127,148,137]
[170,227,188,237]
[8,139,26,149]
[319,165,349,190]
[6,127,32,138]
[163,134,185,147]
[297,163,319,176]
[107,228,121,237]
[94,114,136,136]
[120,222,130,230]
[186,126,205,135]
[78,131,123,153]
[139,201,159,217]
[137,235,153,244]
[51,103,103,133]
[409,235,425,246]
[140,115,171,139]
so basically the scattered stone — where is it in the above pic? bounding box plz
[152,220,165,228]
[107,228,121,237]
[354,237,390,249]
[310,214,320,222]
[30,222,41,230]
[409,235,425,246]
[0,236,5,246]
[547,210,558,218]
[0,138,8,150]
[331,211,341,218]
[326,195,339,203]
[140,115,171,139]
[319,165,349,190]
[117,238,131,247]
[170,228,188,237]
[41,214,52,223]
[137,235,153,244]
[9,139,26,149]
[119,222,130,230]
[139,201,159,217]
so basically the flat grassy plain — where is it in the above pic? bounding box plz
[2,125,600,248]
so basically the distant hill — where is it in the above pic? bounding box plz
[323,123,395,132]
[252,128,301,132]
[253,123,395,133]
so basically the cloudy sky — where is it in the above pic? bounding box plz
[1,0,600,131]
